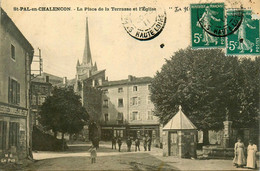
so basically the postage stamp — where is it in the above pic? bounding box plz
[226,10,260,55]
[190,3,226,48]
[121,7,166,41]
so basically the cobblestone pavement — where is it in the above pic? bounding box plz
[24,141,259,170]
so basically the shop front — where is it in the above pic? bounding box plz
[128,124,160,146]
[101,126,126,141]
[0,103,28,162]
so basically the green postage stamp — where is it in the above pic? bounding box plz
[190,3,225,49]
[226,10,260,55]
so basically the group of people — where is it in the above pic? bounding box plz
[112,135,152,152]
[233,138,258,169]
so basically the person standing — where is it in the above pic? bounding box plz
[246,140,258,169]
[143,135,147,151]
[88,146,97,164]
[117,137,122,152]
[147,135,152,151]
[126,137,132,152]
[233,138,246,168]
[112,136,117,150]
[135,138,140,152]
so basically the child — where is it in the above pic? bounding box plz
[88,146,97,164]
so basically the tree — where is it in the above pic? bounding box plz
[234,57,259,128]
[151,47,259,144]
[39,86,89,149]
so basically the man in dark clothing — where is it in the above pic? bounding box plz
[112,136,117,149]
[126,137,132,152]
[117,137,122,152]
[135,138,140,152]
[147,136,152,151]
[143,136,147,151]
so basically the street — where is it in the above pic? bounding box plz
[23,141,257,170]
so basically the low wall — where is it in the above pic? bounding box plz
[203,145,234,159]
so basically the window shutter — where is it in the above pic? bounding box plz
[17,83,20,104]
[129,112,133,120]
[16,123,20,146]
[12,80,16,104]
[138,112,141,120]
[138,97,141,105]
[8,77,11,103]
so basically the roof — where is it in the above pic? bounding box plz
[101,76,153,87]
[1,8,34,63]
[33,72,63,85]
[163,106,197,130]
[79,69,106,80]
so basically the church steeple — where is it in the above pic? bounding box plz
[82,17,93,66]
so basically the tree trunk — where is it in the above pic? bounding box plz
[203,130,209,145]
[62,132,65,151]
[54,131,57,139]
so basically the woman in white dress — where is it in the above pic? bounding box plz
[233,138,246,168]
[246,140,257,169]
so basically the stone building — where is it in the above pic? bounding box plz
[99,75,161,146]
[0,8,34,161]
[30,76,52,126]
[72,17,106,141]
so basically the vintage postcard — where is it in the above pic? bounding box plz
[0,0,259,170]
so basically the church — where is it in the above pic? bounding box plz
[73,17,106,141]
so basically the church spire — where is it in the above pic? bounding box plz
[82,17,92,66]
[93,62,98,71]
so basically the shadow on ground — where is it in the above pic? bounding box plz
[27,153,178,170]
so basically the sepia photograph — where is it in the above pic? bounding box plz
[0,0,259,170]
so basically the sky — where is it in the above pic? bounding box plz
[1,0,259,81]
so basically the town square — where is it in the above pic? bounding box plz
[0,0,259,170]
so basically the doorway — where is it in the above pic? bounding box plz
[169,132,178,156]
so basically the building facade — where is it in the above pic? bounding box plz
[30,76,52,126]
[0,8,34,161]
[100,75,161,146]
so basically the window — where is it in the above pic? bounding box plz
[148,84,151,91]
[11,44,15,60]
[98,78,102,86]
[8,78,20,105]
[118,98,123,107]
[133,86,138,91]
[0,121,8,151]
[117,112,123,124]
[103,89,108,94]
[130,111,140,120]
[130,97,140,106]
[147,111,154,120]
[103,99,108,108]
[117,112,123,120]
[147,95,151,104]
[118,87,123,93]
[32,95,37,105]
[104,113,109,122]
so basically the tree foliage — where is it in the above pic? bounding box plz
[151,47,259,133]
[39,86,89,136]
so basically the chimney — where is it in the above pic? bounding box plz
[63,77,67,85]
[45,76,49,83]
[128,75,133,82]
